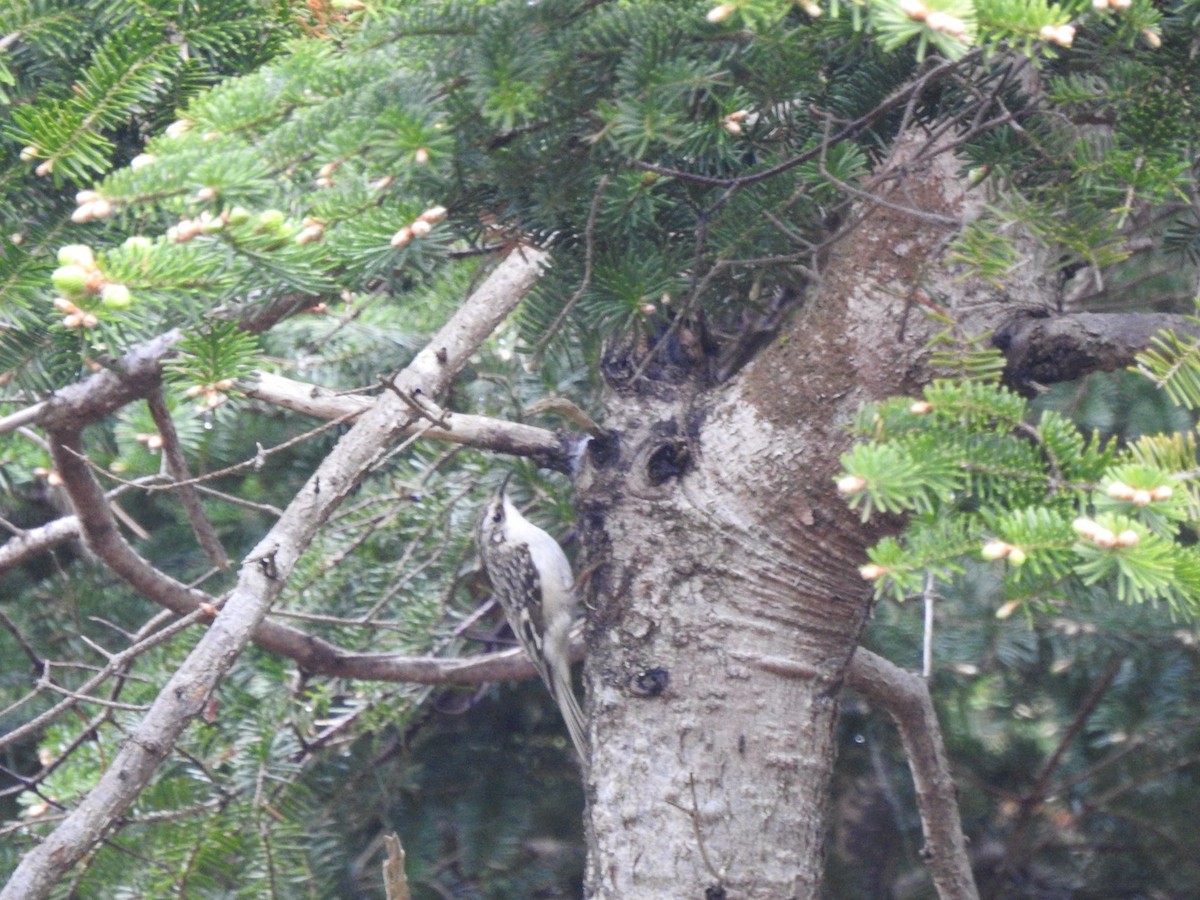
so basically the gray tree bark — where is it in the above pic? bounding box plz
[578,134,1040,898]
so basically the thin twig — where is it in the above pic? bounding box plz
[532,173,612,360]
[631,54,977,190]
[1004,655,1123,862]
[147,388,229,568]
[922,572,936,679]
[0,609,42,670]
[0,607,211,753]
[665,773,729,887]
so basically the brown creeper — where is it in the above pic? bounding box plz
[477,475,587,763]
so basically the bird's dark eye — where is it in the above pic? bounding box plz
[492,511,502,523]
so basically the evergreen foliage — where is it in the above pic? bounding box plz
[2,0,1200,895]
[837,358,1200,894]
[839,360,1200,612]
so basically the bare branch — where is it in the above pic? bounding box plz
[33,423,558,686]
[0,516,81,577]
[1,246,548,900]
[242,370,577,471]
[0,606,210,753]
[0,401,45,435]
[316,642,569,684]
[846,648,979,900]
[35,330,183,433]
[382,833,412,900]
[50,434,233,620]
[0,609,41,671]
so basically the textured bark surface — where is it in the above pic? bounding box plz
[994,311,1200,391]
[578,137,1029,898]
[578,372,873,897]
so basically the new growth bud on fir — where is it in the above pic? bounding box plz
[722,112,745,135]
[1072,517,1117,548]
[980,540,1012,561]
[100,283,132,310]
[1039,23,1075,46]
[1107,481,1172,506]
[837,475,866,495]
[52,266,89,298]
[925,10,967,37]
[72,196,113,223]
[58,245,95,268]
[1116,529,1140,548]
[255,209,286,233]
[296,222,325,244]
[706,4,735,23]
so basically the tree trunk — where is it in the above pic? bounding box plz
[580,402,872,896]
[579,135,1040,898]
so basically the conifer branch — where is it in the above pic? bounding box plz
[531,172,611,359]
[0,246,547,900]
[846,648,979,900]
[19,268,562,686]
[0,294,314,439]
[0,486,558,750]
[1003,655,1123,864]
[630,54,975,189]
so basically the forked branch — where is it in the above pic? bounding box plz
[1,247,548,900]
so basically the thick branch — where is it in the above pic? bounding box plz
[994,311,1200,389]
[0,484,560,691]
[33,330,183,433]
[1,247,548,900]
[0,517,81,575]
[846,648,979,900]
[10,446,557,684]
[242,371,576,471]
[0,296,312,438]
